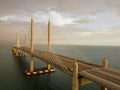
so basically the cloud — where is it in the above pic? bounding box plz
[0,16,16,21]
[0,15,30,22]
[0,0,120,45]
[29,10,78,26]
[0,10,77,27]
[33,11,48,23]
[49,11,77,26]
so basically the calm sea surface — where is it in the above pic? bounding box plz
[0,44,120,90]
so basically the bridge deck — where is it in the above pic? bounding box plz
[14,46,120,90]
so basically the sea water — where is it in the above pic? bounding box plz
[0,44,119,90]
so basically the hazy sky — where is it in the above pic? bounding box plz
[0,0,120,45]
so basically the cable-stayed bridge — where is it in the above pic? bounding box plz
[12,17,120,90]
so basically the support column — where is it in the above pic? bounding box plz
[24,33,27,56]
[101,86,107,90]
[24,33,27,47]
[30,17,34,72]
[101,58,108,90]
[102,57,108,68]
[15,32,19,56]
[30,56,34,72]
[16,32,19,47]
[47,19,51,70]
[30,17,34,53]
[72,62,79,90]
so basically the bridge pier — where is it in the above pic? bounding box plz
[102,58,108,68]
[16,49,19,57]
[72,62,79,90]
[30,56,34,72]
[12,48,26,57]
[101,58,108,90]
[101,86,107,90]
[47,63,51,70]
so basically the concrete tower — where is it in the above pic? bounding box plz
[47,19,51,70]
[101,58,108,90]
[72,62,79,90]
[30,17,34,72]
[30,17,34,53]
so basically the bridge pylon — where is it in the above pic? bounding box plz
[16,32,19,47]
[13,32,19,56]
[24,33,27,47]
[101,58,108,90]
[30,17,34,72]
[12,32,27,57]
[21,17,55,75]
[47,18,51,70]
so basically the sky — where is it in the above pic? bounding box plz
[0,0,120,45]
